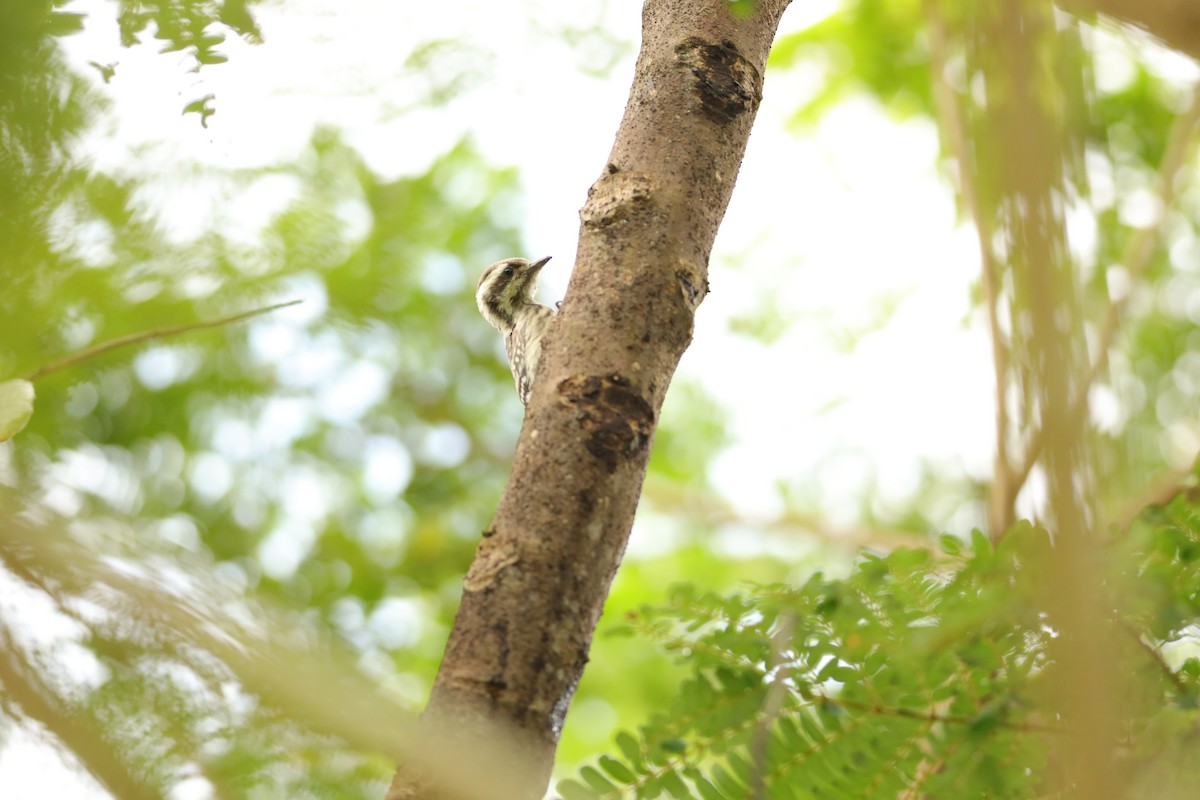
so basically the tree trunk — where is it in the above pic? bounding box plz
[387,1,792,797]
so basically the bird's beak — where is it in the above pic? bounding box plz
[529,256,552,273]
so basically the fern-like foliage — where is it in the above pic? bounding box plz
[561,499,1200,799]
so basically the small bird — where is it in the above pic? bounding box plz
[476,256,555,406]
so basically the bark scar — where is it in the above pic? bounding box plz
[557,374,655,472]
[581,172,652,229]
[463,535,521,592]
[675,37,762,124]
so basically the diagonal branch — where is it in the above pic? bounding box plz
[926,0,1015,537]
[22,300,301,382]
[749,612,795,800]
[812,692,1069,736]
[0,622,163,800]
[1117,618,1192,696]
[0,515,514,800]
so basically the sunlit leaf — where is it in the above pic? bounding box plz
[0,379,34,441]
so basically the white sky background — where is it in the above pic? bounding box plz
[0,0,1104,794]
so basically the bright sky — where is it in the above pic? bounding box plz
[0,0,1083,794]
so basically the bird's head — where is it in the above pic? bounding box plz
[475,256,552,330]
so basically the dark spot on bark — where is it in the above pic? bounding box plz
[496,621,509,665]
[641,332,650,343]
[607,162,619,174]
[482,620,511,700]
[481,527,496,538]
[556,374,655,472]
[577,489,595,516]
[674,37,762,124]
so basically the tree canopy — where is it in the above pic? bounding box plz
[2,1,1200,798]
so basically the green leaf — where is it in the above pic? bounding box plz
[558,779,601,800]
[817,659,854,682]
[0,380,35,442]
[939,534,962,555]
[579,766,618,795]
[970,528,993,558]
[182,96,215,115]
[181,94,217,127]
[968,698,1008,737]
[641,773,666,799]
[711,763,745,796]
[685,767,728,800]
[615,730,643,769]
[886,547,931,570]
[660,768,691,798]
[598,755,636,784]
[798,710,826,745]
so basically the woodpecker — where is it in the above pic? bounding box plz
[476,256,555,406]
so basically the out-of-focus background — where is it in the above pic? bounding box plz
[2,0,1198,796]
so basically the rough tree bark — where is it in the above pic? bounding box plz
[387,1,792,798]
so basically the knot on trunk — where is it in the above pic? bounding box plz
[675,37,762,124]
[557,374,654,471]
[581,172,653,229]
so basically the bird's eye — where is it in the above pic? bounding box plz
[502,267,515,277]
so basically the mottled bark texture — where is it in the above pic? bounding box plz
[1062,0,1200,61]
[387,1,791,798]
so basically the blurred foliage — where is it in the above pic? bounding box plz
[562,496,1200,798]
[116,0,264,122]
[0,1,736,796]
[116,0,263,50]
[3,0,1200,798]
[769,0,1200,534]
[769,0,932,127]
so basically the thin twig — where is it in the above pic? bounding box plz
[1111,455,1199,531]
[749,612,795,800]
[814,692,1068,735]
[1117,618,1192,696]
[926,0,1015,537]
[1008,82,1200,506]
[0,516,518,800]
[22,300,302,382]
